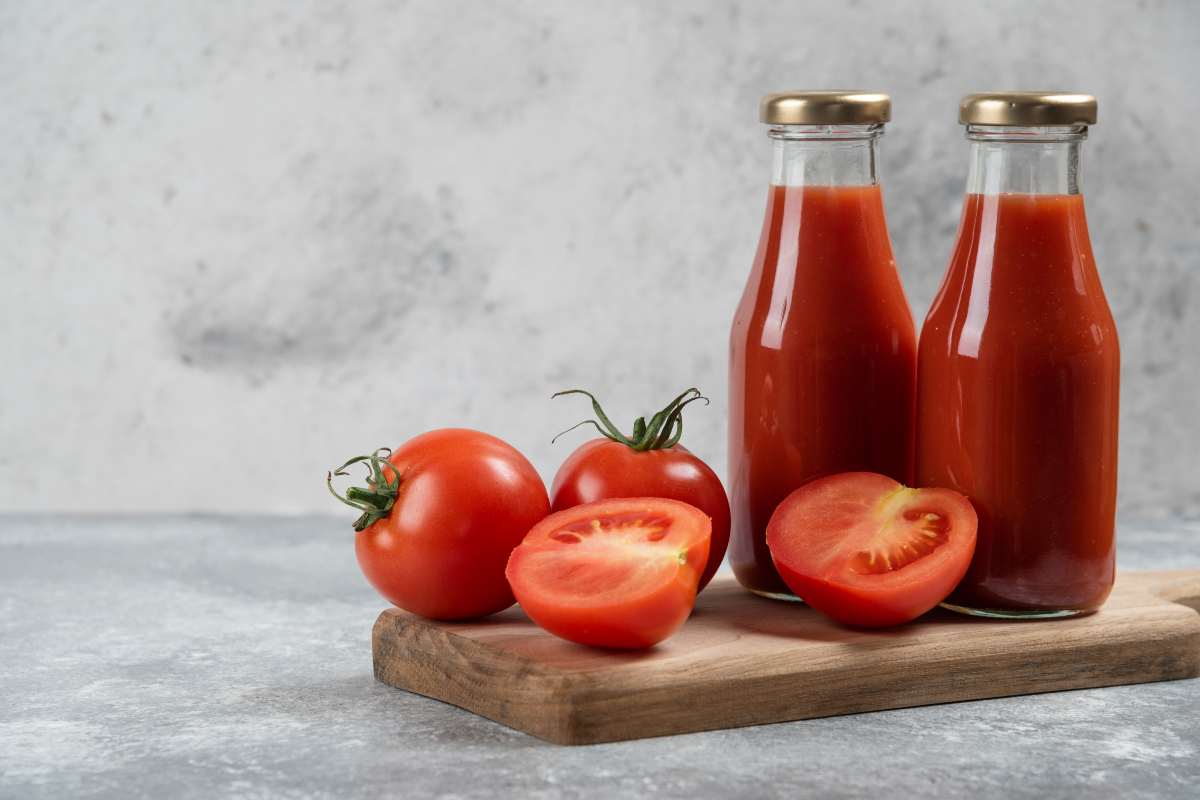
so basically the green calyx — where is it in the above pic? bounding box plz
[551,387,709,452]
[326,447,402,532]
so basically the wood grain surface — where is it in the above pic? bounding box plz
[372,570,1200,745]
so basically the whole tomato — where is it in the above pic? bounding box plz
[327,429,549,619]
[549,389,730,590]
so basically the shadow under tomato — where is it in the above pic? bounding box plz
[392,602,530,629]
[716,591,995,644]
[728,613,927,643]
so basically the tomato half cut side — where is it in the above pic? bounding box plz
[766,472,978,627]
[505,498,711,649]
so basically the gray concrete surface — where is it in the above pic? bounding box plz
[2,1,1199,518]
[1,514,1198,799]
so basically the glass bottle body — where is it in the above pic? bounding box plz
[729,125,917,598]
[916,125,1120,617]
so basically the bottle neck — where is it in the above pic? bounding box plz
[965,125,1086,196]
[769,124,882,187]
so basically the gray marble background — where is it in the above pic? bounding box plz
[2,0,1197,517]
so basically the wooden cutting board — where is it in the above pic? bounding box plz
[372,570,1200,745]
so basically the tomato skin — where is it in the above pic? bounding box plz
[772,565,961,628]
[550,439,730,590]
[355,429,549,620]
[766,472,977,628]
[513,569,695,649]
[506,498,711,649]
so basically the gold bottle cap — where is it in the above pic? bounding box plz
[959,92,1097,126]
[760,91,891,125]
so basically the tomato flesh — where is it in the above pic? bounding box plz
[506,498,711,649]
[766,472,977,627]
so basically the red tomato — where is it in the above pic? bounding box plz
[549,388,730,590]
[766,472,977,627]
[505,498,711,649]
[327,429,549,620]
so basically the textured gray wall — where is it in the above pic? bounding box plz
[2,0,1197,517]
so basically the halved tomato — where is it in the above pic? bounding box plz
[505,498,711,649]
[766,472,977,627]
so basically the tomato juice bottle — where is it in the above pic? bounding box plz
[729,91,917,599]
[917,93,1119,618]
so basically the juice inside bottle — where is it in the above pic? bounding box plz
[729,92,916,598]
[917,93,1119,617]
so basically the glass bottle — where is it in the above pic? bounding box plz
[729,91,917,599]
[917,93,1119,618]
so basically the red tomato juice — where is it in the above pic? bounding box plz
[917,192,1119,613]
[729,183,917,596]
